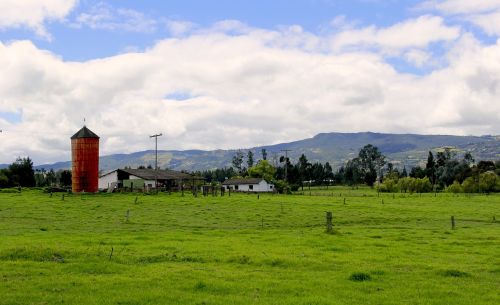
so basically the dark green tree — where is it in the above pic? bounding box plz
[247,151,254,169]
[8,157,35,187]
[425,151,436,184]
[59,170,72,187]
[261,149,267,161]
[357,144,386,187]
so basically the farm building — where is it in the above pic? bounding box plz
[71,126,99,193]
[222,178,274,192]
[99,168,202,191]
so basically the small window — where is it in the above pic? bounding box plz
[249,185,254,190]
[270,185,273,189]
[235,185,239,190]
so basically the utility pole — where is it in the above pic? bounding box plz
[280,149,292,182]
[150,133,162,192]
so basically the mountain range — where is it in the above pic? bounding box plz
[2,132,499,172]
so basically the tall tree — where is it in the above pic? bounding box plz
[298,154,311,190]
[357,144,386,187]
[425,151,436,185]
[261,148,267,161]
[232,150,244,175]
[247,151,254,169]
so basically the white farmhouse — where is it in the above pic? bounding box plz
[222,178,274,192]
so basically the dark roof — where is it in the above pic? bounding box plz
[71,126,99,139]
[222,178,266,185]
[119,168,201,180]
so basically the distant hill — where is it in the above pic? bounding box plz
[26,132,499,172]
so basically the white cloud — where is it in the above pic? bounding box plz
[468,10,500,36]
[74,2,157,33]
[0,20,499,165]
[329,15,460,52]
[419,0,500,37]
[0,0,78,39]
[419,0,500,15]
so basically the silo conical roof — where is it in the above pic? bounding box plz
[71,126,99,139]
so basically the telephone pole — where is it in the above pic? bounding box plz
[280,149,292,182]
[150,133,162,192]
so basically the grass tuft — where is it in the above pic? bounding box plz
[441,269,470,278]
[349,272,372,282]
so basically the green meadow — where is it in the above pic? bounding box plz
[0,189,498,305]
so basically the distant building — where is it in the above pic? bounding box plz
[99,168,202,191]
[222,178,274,192]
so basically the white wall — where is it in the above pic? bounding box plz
[227,180,274,192]
[98,171,118,190]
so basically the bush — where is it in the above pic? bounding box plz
[446,181,463,193]
[377,178,399,193]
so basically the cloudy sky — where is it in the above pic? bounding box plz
[1,0,500,165]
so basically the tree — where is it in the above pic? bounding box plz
[232,150,244,175]
[59,170,72,187]
[298,154,311,190]
[261,149,267,161]
[248,160,276,181]
[425,151,436,185]
[324,162,333,186]
[0,169,9,188]
[247,151,254,169]
[357,144,386,187]
[8,157,35,187]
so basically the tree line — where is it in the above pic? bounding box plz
[198,145,500,193]
[0,157,71,188]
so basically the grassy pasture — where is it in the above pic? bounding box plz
[0,189,498,305]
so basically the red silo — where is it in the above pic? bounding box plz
[71,126,99,193]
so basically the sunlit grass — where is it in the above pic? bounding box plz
[0,189,498,304]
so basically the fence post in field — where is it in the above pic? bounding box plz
[61,194,65,201]
[451,216,455,230]
[343,198,346,205]
[326,211,333,233]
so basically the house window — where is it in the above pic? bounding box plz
[235,185,239,190]
[270,185,273,189]
[249,185,254,190]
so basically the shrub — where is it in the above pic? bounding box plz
[446,181,463,193]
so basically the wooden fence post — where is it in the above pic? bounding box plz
[326,211,333,233]
[451,216,455,230]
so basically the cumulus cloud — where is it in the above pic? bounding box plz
[329,15,460,52]
[0,20,500,164]
[420,0,500,36]
[0,0,78,39]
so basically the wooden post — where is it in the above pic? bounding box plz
[228,188,231,197]
[326,211,333,233]
[451,216,455,230]
[126,210,130,222]
[61,194,65,201]
[134,196,138,204]
[343,198,346,205]
[109,247,114,260]
[257,194,260,200]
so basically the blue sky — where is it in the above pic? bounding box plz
[0,0,500,164]
[0,0,436,61]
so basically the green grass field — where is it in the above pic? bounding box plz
[0,189,498,305]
